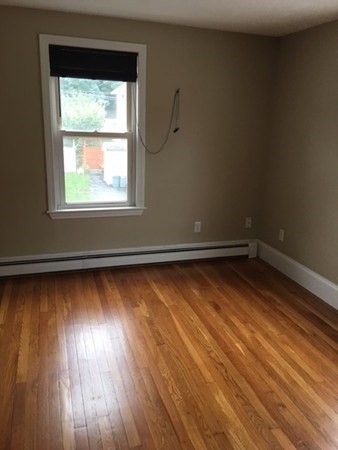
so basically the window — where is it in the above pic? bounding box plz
[39,35,146,218]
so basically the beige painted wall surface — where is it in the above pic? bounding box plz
[259,21,338,284]
[0,6,275,257]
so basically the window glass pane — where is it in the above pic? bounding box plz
[59,78,127,132]
[63,137,128,204]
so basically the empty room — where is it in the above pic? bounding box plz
[0,0,337,449]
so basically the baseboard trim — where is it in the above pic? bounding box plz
[258,241,338,310]
[0,240,257,278]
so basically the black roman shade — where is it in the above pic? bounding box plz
[49,45,138,82]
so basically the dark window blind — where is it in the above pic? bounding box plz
[49,45,137,82]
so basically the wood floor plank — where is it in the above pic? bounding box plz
[125,313,196,449]
[59,371,76,450]
[36,310,50,450]
[0,258,337,450]
[101,332,142,448]
[9,382,26,450]
[16,279,33,384]
[0,281,25,450]
[22,282,41,450]
[46,278,64,450]
[168,307,281,449]
[74,427,90,450]
[0,279,12,334]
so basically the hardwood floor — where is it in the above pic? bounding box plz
[0,258,337,449]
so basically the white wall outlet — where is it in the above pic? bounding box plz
[194,221,201,233]
[245,217,252,229]
[278,229,285,242]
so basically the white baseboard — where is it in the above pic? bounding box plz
[0,240,257,278]
[258,241,338,310]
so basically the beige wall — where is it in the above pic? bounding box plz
[259,21,338,284]
[0,6,275,257]
[1,7,336,285]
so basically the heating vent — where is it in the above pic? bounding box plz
[0,241,257,277]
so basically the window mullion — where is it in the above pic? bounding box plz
[60,131,132,139]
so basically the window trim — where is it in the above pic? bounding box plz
[39,34,146,219]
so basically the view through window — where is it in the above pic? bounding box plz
[60,78,129,204]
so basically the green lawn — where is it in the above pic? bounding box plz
[65,172,91,203]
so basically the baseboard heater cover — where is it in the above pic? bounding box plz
[0,241,257,277]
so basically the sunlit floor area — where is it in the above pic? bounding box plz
[0,258,337,449]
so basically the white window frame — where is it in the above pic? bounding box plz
[39,34,146,219]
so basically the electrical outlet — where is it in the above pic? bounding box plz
[278,229,284,242]
[194,221,201,233]
[245,217,252,229]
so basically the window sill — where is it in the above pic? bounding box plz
[48,207,145,219]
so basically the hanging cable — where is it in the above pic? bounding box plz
[173,88,180,133]
[136,88,180,155]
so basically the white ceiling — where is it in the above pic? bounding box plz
[2,0,338,36]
